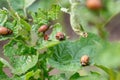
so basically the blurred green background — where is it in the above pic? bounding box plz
[1,0,120,79]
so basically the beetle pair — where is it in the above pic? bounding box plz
[38,25,65,41]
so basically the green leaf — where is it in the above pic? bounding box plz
[35,33,60,50]
[7,0,25,16]
[10,54,38,75]
[4,39,36,56]
[0,9,8,26]
[3,70,40,80]
[50,73,66,80]
[75,72,107,80]
[95,65,116,80]
[24,0,36,8]
[94,42,120,68]
[17,19,31,40]
[25,71,34,80]
[12,19,31,41]
[20,18,31,32]
[48,32,120,72]
[28,0,56,12]
[16,69,41,80]
[32,8,49,25]
[36,41,60,50]
[48,33,103,71]
[33,69,41,79]
[70,2,100,34]
[0,57,13,70]
[48,5,61,20]
[69,72,80,80]
[3,38,38,75]
[57,0,70,8]
[27,0,41,12]
[7,75,25,80]
[0,0,9,9]
[0,60,8,78]
[0,35,13,41]
[7,0,35,17]
[106,0,120,15]
[116,72,120,80]
[1,54,39,75]
[32,5,61,26]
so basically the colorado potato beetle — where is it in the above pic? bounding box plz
[80,55,89,66]
[55,32,65,41]
[0,27,12,35]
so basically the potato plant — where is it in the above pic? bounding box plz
[0,0,120,80]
